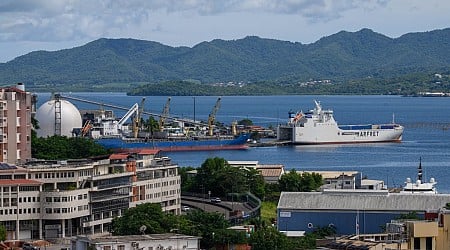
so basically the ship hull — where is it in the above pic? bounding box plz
[95,133,250,152]
[277,100,404,145]
[289,124,403,144]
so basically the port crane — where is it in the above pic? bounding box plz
[159,97,171,132]
[133,97,146,138]
[57,94,214,134]
[118,103,139,130]
[208,97,221,136]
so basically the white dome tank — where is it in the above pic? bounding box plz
[36,99,82,138]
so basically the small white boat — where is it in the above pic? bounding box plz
[277,100,404,144]
[400,158,437,194]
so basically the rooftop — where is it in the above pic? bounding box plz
[278,191,450,212]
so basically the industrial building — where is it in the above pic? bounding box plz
[277,189,450,236]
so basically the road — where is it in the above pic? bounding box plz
[181,196,250,219]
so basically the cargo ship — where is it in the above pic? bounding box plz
[95,133,250,152]
[277,100,404,144]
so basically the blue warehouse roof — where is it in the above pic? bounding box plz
[278,190,450,212]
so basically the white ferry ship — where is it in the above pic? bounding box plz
[277,100,404,144]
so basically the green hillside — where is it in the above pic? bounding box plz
[0,28,449,94]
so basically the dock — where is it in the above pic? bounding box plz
[247,140,291,147]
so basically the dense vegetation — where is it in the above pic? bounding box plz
[180,157,266,199]
[116,157,326,250]
[1,28,449,95]
[31,135,110,160]
[128,72,450,96]
[0,224,6,241]
[180,157,323,201]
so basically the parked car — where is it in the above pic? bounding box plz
[22,243,38,250]
[210,197,221,203]
[181,205,190,211]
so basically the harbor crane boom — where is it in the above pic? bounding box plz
[208,97,221,136]
[118,103,139,128]
[133,97,146,138]
[159,97,171,132]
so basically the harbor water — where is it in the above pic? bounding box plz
[36,93,450,193]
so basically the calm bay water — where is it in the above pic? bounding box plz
[36,93,450,193]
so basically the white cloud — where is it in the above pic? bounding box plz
[0,0,393,42]
[0,0,448,62]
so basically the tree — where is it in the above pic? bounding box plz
[0,224,6,241]
[111,203,176,235]
[238,119,253,126]
[183,210,231,249]
[249,226,292,250]
[278,170,322,192]
[278,170,301,192]
[142,116,159,134]
[179,166,196,192]
[194,157,227,194]
[187,157,267,199]
[397,211,420,220]
[244,168,266,199]
[32,135,110,160]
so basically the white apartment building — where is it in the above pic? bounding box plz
[0,149,180,241]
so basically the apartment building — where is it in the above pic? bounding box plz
[0,149,180,241]
[0,83,33,164]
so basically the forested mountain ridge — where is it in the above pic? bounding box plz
[0,28,449,92]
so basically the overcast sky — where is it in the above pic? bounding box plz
[0,0,449,63]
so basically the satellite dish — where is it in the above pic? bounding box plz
[139,225,147,234]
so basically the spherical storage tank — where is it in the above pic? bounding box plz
[35,99,82,138]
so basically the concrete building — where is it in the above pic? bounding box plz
[0,149,180,241]
[325,210,450,249]
[277,190,450,236]
[228,160,284,183]
[74,234,200,250]
[0,83,33,164]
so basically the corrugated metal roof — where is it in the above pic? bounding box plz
[278,191,450,212]
[258,168,283,178]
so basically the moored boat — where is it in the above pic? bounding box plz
[400,157,437,194]
[277,100,404,144]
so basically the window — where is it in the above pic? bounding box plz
[414,238,421,249]
[426,237,432,249]
[117,245,125,250]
